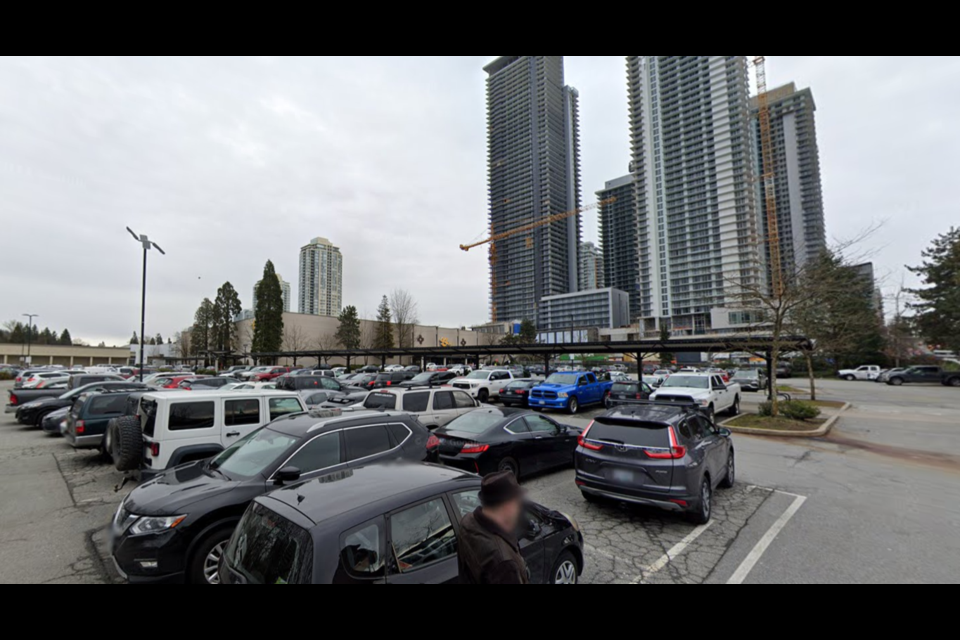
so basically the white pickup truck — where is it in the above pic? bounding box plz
[650,373,741,421]
[838,365,881,381]
[450,369,525,403]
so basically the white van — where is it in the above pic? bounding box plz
[132,391,307,479]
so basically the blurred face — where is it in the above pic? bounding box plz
[492,497,523,533]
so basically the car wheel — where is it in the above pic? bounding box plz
[188,526,234,585]
[100,421,116,463]
[719,451,736,489]
[844,375,856,382]
[688,477,713,525]
[497,457,520,478]
[112,415,143,472]
[706,404,715,423]
[889,377,904,386]
[478,389,489,404]
[567,397,579,415]
[950,378,960,388]
[581,491,601,504]
[728,396,741,416]
[550,551,579,585]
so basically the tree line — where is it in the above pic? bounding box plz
[1,322,73,346]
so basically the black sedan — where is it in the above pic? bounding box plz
[434,407,582,478]
[499,380,540,408]
[15,381,147,427]
[41,406,71,435]
[110,410,435,585]
[220,464,585,584]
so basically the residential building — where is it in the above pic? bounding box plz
[751,83,826,277]
[579,241,604,291]
[597,172,640,320]
[626,56,762,336]
[484,56,582,323]
[850,262,884,316]
[298,237,343,317]
[252,273,291,314]
[538,288,631,344]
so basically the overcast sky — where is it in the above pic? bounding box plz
[2,56,958,345]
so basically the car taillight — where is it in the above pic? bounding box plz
[426,435,440,451]
[461,442,489,454]
[519,389,528,394]
[645,426,686,460]
[577,420,603,451]
[150,442,161,457]
[76,420,86,434]
[10,394,18,405]
[37,381,45,388]
[386,381,392,386]
[636,394,643,399]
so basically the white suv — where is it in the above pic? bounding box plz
[126,391,307,479]
[362,386,481,430]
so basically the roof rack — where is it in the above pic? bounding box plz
[611,399,705,414]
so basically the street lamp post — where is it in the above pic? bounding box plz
[22,314,38,365]
[127,228,165,382]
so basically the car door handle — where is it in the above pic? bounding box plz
[226,431,241,437]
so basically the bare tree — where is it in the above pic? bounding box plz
[883,279,915,368]
[390,289,419,365]
[172,329,192,362]
[283,324,310,367]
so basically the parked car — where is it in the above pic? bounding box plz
[180,377,235,390]
[434,407,581,478]
[21,371,71,389]
[650,373,741,422]
[347,373,379,390]
[275,375,362,394]
[64,389,145,454]
[319,391,369,409]
[731,368,769,392]
[876,368,907,383]
[775,363,794,379]
[110,390,308,479]
[499,380,541,408]
[839,365,881,381]
[219,366,252,378]
[529,372,615,415]
[41,406,71,436]
[404,365,422,374]
[372,371,416,389]
[13,381,147,427]
[450,369,520,403]
[219,464,585,584]
[399,371,458,388]
[358,365,380,374]
[14,369,55,389]
[237,366,271,380]
[67,373,126,390]
[606,380,654,408]
[575,402,735,524]
[384,364,405,373]
[232,382,278,390]
[886,365,960,387]
[445,364,468,376]
[648,370,672,387]
[250,367,291,382]
[150,375,203,389]
[362,387,480,430]
[109,409,437,584]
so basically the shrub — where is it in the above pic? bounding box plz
[0,371,13,381]
[198,369,218,376]
[758,400,821,421]
[758,402,773,417]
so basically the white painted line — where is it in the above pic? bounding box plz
[631,521,714,584]
[727,494,807,585]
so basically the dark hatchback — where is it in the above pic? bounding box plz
[109,410,435,584]
[605,380,654,408]
[15,381,146,427]
[574,403,735,524]
[499,380,540,408]
[220,464,585,584]
[433,407,581,478]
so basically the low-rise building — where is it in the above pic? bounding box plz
[1,344,130,367]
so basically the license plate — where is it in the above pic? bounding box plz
[612,469,634,483]
[539,401,546,405]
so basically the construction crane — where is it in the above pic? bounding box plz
[754,56,785,298]
[461,198,616,321]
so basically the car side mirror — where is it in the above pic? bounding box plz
[526,519,542,538]
[274,466,302,486]
[718,428,732,438]
[557,425,568,435]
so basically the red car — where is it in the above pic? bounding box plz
[153,375,207,389]
[253,367,291,382]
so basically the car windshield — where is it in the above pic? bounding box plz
[410,373,434,383]
[660,375,710,389]
[465,371,490,380]
[734,369,759,378]
[445,411,503,435]
[209,428,299,480]
[545,373,580,385]
[364,393,397,410]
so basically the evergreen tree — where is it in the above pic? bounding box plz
[519,319,537,343]
[155,333,164,345]
[131,332,140,345]
[373,296,394,350]
[252,261,284,358]
[192,298,215,355]
[335,305,362,350]
[212,282,243,365]
[908,227,960,353]
[59,329,72,346]
[10,323,25,344]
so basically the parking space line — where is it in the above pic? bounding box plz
[630,521,714,584]
[727,493,807,585]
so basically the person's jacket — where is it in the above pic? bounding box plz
[458,508,528,585]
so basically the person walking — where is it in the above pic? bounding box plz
[458,471,529,585]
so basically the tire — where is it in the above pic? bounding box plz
[567,397,579,415]
[112,415,143,472]
[728,396,741,417]
[549,551,579,585]
[948,377,960,388]
[497,457,520,478]
[581,491,601,504]
[687,477,713,525]
[478,389,489,404]
[706,404,715,423]
[719,450,736,489]
[34,410,55,428]
[889,377,904,387]
[844,375,856,382]
[99,423,114,464]
[187,526,235,585]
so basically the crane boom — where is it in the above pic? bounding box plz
[754,56,785,297]
[460,198,616,252]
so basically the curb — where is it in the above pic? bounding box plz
[720,402,851,438]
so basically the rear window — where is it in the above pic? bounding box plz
[364,393,397,411]
[88,395,128,416]
[226,502,314,584]
[402,392,430,413]
[141,398,158,437]
[169,401,216,431]
[612,383,638,393]
[588,418,671,448]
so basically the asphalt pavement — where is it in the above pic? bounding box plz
[1,377,957,584]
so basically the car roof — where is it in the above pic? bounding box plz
[265,409,407,437]
[604,403,690,423]
[266,463,479,525]
[141,390,300,401]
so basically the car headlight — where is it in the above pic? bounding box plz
[558,392,569,398]
[559,512,580,533]
[699,400,710,407]
[129,515,187,536]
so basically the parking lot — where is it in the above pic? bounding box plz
[2,377,959,584]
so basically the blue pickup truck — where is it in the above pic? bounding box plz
[529,372,615,415]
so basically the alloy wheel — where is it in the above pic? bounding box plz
[554,560,578,584]
[203,541,227,585]
[727,455,736,485]
[701,480,712,521]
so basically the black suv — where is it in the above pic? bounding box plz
[110,410,436,584]
[575,402,735,524]
[373,371,416,388]
[220,464,585,584]
[605,380,654,408]
[15,381,146,427]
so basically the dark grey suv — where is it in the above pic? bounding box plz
[574,402,735,524]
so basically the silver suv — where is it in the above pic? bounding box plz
[361,386,481,430]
